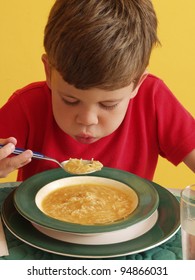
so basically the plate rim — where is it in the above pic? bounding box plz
[2,180,180,259]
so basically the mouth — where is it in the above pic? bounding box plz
[75,134,97,144]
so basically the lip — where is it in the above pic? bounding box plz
[75,134,97,144]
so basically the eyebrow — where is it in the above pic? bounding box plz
[62,94,78,99]
[100,99,123,103]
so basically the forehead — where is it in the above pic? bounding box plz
[51,69,133,100]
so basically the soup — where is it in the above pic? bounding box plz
[64,158,103,174]
[41,184,138,225]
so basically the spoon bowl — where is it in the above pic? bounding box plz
[61,158,103,174]
[0,145,103,175]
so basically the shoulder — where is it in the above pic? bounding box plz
[8,81,50,104]
[137,74,180,106]
[14,81,49,94]
[131,73,194,127]
[140,74,170,93]
[1,81,52,118]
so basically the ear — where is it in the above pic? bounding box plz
[41,54,52,88]
[130,70,149,99]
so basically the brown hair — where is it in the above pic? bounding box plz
[44,0,160,90]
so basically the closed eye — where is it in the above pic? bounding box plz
[61,97,80,106]
[61,95,120,110]
[99,103,119,110]
[63,100,79,106]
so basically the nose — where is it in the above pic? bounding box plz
[76,107,98,126]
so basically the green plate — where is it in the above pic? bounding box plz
[2,182,180,259]
[13,168,159,234]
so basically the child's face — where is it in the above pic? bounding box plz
[44,60,135,144]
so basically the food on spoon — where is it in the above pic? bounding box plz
[64,158,103,174]
[41,183,138,225]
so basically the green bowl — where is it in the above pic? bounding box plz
[14,167,159,234]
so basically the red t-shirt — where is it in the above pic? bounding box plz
[0,74,195,181]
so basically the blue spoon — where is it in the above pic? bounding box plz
[0,145,102,174]
[0,144,64,168]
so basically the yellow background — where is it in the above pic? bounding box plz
[0,0,194,188]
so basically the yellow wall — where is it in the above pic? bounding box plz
[0,1,194,188]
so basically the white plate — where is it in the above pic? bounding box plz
[2,182,180,259]
[32,210,158,245]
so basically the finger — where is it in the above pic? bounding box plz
[0,137,17,145]
[7,137,17,145]
[13,150,33,168]
[0,150,33,178]
[10,150,33,168]
[0,143,15,160]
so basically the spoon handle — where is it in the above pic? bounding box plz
[0,144,62,168]
[0,144,45,159]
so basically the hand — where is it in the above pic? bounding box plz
[183,149,195,173]
[0,137,33,178]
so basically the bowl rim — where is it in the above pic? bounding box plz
[35,176,139,224]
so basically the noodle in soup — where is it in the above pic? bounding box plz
[41,184,138,225]
[64,158,103,173]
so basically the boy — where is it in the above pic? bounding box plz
[0,0,195,180]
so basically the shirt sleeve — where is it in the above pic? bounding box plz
[0,91,29,147]
[154,79,195,165]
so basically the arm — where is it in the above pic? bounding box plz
[183,149,195,173]
[0,137,32,178]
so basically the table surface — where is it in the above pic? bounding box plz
[0,182,182,260]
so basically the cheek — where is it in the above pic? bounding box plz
[52,96,61,119]
[114,102,130,121]
[113,103,130,128]
[102,106,129,132]
[52,97,73,130]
